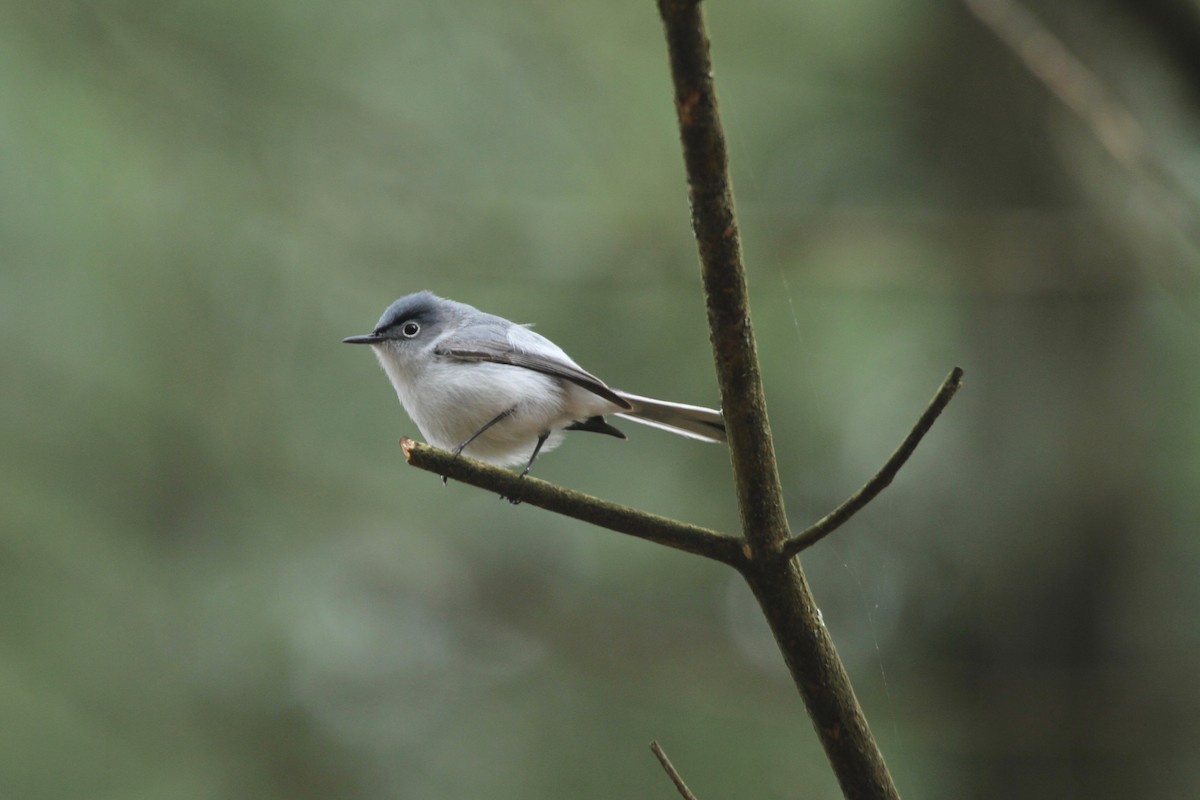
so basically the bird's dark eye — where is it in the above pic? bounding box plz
[401,321,420,338]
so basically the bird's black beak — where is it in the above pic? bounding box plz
[342,333,383,344]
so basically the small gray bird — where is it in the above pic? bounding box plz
[343,291,726,474]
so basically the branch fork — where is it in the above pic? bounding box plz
[403,364,962,570]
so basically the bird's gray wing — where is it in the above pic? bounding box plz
[435,338,633,410]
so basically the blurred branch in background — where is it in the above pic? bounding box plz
[963,0,1200,280]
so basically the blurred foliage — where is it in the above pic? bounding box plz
[4,0,1200,797]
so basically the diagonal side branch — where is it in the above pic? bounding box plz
[401,439,745,566]
[784,367,965,559]
[650,741,700,800]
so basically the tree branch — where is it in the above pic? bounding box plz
[650,741,699,800]
[657,0,790,561]
[657,3,903,798]
[401,439,745,566]
[784,367,965,559]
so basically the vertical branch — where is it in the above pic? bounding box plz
[656,3,902,798]
[744,560,901,800]
[657,0,790,559]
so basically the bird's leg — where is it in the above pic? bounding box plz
[503,430,550,505]
[453,405,517,456]
[520,431,550,477]
[442,405,517,486]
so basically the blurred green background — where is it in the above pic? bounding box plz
[5,0,1200,797]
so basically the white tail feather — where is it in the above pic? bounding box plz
[614,392,726,443]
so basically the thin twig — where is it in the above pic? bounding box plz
[401,439,745,566]
[784,367,965,559]
[650,741,699,800]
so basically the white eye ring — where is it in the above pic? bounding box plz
[401,321,420,338]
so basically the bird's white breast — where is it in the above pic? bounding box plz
[372,344,615,466]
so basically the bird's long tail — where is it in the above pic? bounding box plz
[614,392,726,443]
